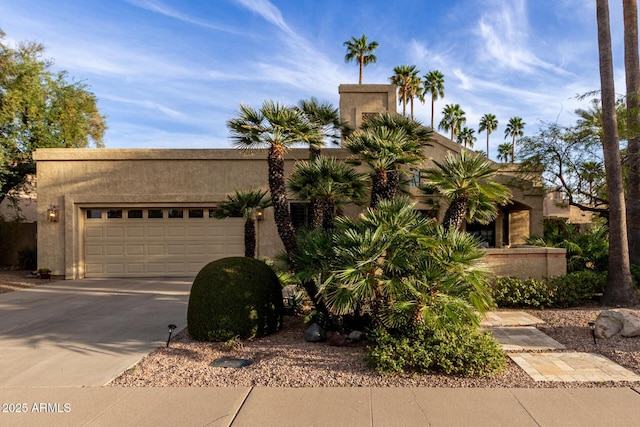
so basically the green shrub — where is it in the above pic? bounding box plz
[366,322,505,377]
[489,277,554,308]
[187,257,284,341]
[631,264,640,290]
[551,270,605,307]
[18,247,37,270]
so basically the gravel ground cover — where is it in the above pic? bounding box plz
[110,305,640,388]
[0,269,55,294]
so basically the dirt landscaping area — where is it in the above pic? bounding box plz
[0,269,56,294]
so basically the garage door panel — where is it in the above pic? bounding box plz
[85,212,244,278]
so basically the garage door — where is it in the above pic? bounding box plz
[84,208,245,277]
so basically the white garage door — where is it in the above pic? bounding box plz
[84,208,245,278]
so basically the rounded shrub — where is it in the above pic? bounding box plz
[489,277,555,308]
[187,257,284,341]
[550,270,606,307]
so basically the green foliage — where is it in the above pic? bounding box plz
[526,219,608,273]
[187,257,283,341]
[490,277,555,308]
[366,320,505,376]
[631,264,640,289]
[17,246,36,270]
[1,31,106,203]
[551,270,606,307]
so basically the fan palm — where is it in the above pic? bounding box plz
[288,156,368,230]
[344,35,379,84]
[439,103,466,141]
[389,65,420,118]
[457,126,476,148]
[423,70,445,129]
[496,142,513,163]
[318,198,493,329]
[227,100,322,256]
[213,187,272,258]
[504,117,525,162]
[296,98,342,159]
[478,113,498,160]
[420,150,512,231]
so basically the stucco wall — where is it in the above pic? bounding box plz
[483,246,567,279]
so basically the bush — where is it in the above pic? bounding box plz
[631,264,640,290]
[18,247,37,270]
[551,270,605,307]
[366,322,505,377]
[489,277,554,308]
[187,257,284,341]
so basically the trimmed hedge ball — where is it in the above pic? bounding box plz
[187,257,283,341]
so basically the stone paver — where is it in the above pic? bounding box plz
[488,326,565,351]
[508,352,640,382]
[481,311,544,327]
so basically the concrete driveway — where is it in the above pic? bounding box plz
[0,278,191,386]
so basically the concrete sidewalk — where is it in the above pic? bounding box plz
[1,386,639,426]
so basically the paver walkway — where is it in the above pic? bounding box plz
[483,311,640,383]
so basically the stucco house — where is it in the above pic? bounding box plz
[34,84,565,280]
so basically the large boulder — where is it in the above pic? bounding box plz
[187,257,283,341]
[594,309,640,339]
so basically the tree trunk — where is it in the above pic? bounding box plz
[596,0,638,306]
[370,169,388,208]
[359,54,364,84]
[385,169,400,201]
[443,197,468,231]
[244,219,256,258]
[310,197,323,229]
[486,132,490,160]
[431,97,435,129]
[268,146,297,255]
[322,198,335,231]
[624,0,640,266]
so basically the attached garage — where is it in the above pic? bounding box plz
[83,207,244,278]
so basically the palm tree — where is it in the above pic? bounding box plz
[344,35,379,85]
[478,114,498,160]
[213,187,272,258]
[623,0,640,266]
[596,0,637,305]
[288,156,368,230]
[296,98,342,159]
[504,117,525,162]
[496,143,513,163]
[457,126,476,148]
[389,65,419,118]
[423,70,445,129]
[318,198,494,329]
[227,100,322,256]
[420,150,512,231]
[439,103,466,141]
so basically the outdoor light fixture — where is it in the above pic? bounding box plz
[588,321,597,345]
[166,324,177,347]
[255,206,264,221]
[47,206,60,222]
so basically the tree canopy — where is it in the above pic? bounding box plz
[0,30,106,204]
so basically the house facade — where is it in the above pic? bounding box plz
[34,84,563,280]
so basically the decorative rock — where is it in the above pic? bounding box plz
[347,330,364,341]
[595,309,640,339]
[304,323,326,342]
[329,332,349,347]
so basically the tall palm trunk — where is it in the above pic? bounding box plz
[624,0,640,266]
[359,54,364,84]
[442,196,468,231]
[431,97,436,129]
[486,131,491,159]
[268,146,297,255]
[596,0,638,306]
[244,219,256,258]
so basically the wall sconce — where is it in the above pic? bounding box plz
[47,206,60,222]
[255,207,264,221]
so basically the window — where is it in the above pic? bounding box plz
[127,209,143,219]
[290,202,312,230]
[168,209,183,219]
[208,209,218,218]
[107,209,123,219]
[466,221,496,248]
[86,209,102,219]
[148,209,163,219]
[188,209,204,218]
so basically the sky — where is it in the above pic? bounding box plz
[0,0,630,159]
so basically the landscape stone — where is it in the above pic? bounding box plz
[304,322,326,342]
[595,309,640,338]
[347,330,364,341]
[329,332,349,347]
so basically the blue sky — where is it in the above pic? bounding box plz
[0,0,629,158]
